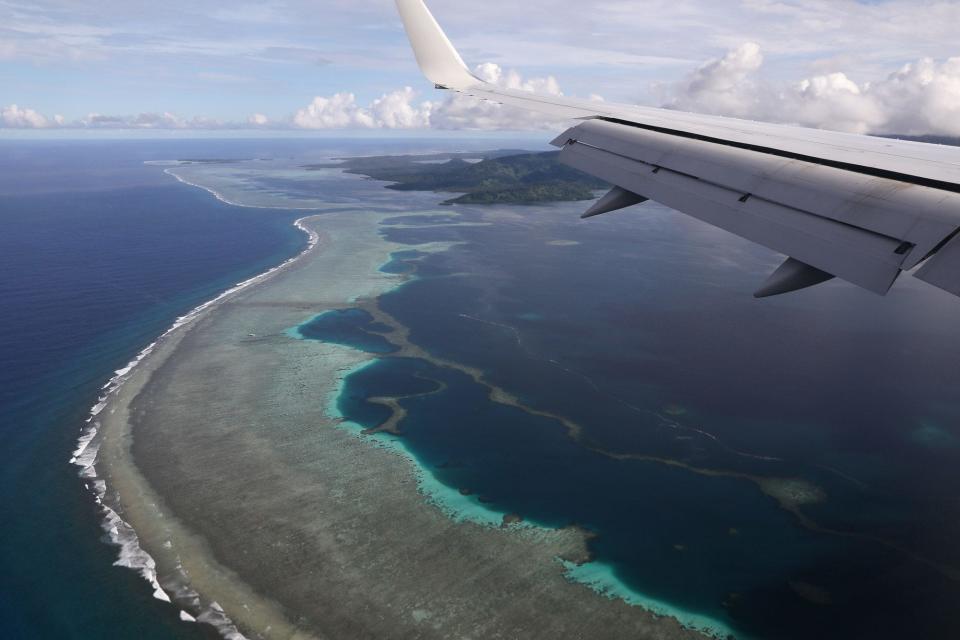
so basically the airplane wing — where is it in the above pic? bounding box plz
[395,0,960,298]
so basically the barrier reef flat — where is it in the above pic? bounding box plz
[85,148,960,640]
[91,214,706,638]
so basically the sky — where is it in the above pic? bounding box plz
[2,0,960,135]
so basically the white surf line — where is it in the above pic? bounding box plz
[71,211,320,640]
[163,167,324,211]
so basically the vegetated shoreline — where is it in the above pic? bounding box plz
[305,150,609,205]
[71,206,321,639]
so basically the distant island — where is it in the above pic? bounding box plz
[175,158,247,164]
[304,151,608,205]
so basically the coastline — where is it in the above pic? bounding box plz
[163,168,325,212]
[72,215,321,638]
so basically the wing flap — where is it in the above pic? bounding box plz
[916,233,960,296]
[559,136,907,294]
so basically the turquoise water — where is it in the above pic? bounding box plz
[379,249,429,275]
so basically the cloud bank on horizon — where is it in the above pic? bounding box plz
[2,0,960,136]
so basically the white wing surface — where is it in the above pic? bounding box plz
[396,0,960,298]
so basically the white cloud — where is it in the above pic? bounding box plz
[781,72,884,134]
[248,113,269,126]
[1,104,51,128]
[666,45,960,136]
[367,87,432,128]
[866,57,960,136]
[667,43,766,118]
[291,64,569,131]
[429,64,566,130]
[293,92,377,129]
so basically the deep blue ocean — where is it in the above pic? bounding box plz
[0,139,314,639]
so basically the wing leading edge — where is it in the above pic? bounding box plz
[395,0,960,299]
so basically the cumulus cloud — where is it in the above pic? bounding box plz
[2,104,51,128]
[294,86,435,129]
[248,113,269,126]
[866,58,960,136]
[781,72,885,134]
[293,92,376,128]
[292,64,568,131]
[429,63,565,130]
[666,45,960,136]
[668,43,766,118]
[367,87,432,129]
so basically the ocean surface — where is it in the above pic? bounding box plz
[5,137,960,640]
[0,139,345,639]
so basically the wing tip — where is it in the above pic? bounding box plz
[395,0,479,90]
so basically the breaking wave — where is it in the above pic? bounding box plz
[71,216,319,639]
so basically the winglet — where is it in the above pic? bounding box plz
[395,0,480,90]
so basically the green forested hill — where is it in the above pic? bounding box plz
[305,151,608,205]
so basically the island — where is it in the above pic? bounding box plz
[304,151,609,205]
